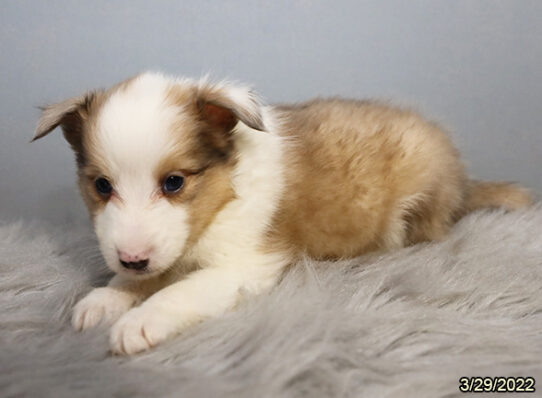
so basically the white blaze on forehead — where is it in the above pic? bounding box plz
[97,73,181,175]
[91,74,193,275]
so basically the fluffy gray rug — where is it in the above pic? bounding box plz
[1,206,542,398]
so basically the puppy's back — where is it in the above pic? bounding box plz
[266,99,467,258]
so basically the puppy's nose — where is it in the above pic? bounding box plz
[117,249,151,271]
[120,258,149,270]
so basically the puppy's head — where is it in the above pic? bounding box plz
[34,73,265,278]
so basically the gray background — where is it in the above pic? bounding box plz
[1,0,540,222]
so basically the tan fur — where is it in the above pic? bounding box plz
[462,180,534,213]
[266,99,532,259]
[163,84,240,250]
[154,147,237,250]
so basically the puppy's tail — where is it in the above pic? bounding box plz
[461,180,534,214]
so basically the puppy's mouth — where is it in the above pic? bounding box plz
[119,259,149,271]
[117,260,160,278]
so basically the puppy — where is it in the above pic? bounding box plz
[34,72,532,354]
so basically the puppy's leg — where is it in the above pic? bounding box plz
[72,274,166,331]
[405,186,463,245]
[110,260,285,355]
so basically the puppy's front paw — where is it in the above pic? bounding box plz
[110,305,180,355]
[72,287,137,331]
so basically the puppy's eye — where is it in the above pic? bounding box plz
[162,174,185,194]
[95,177,113,196]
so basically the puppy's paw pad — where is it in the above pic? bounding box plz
[110,306,175,355]
[72,287,136,331]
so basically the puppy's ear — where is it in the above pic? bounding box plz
[33,91,100,152]
[195,84,266,133]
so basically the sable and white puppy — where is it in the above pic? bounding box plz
[34,72,532,355]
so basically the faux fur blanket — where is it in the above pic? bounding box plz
[1,207,541,398]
